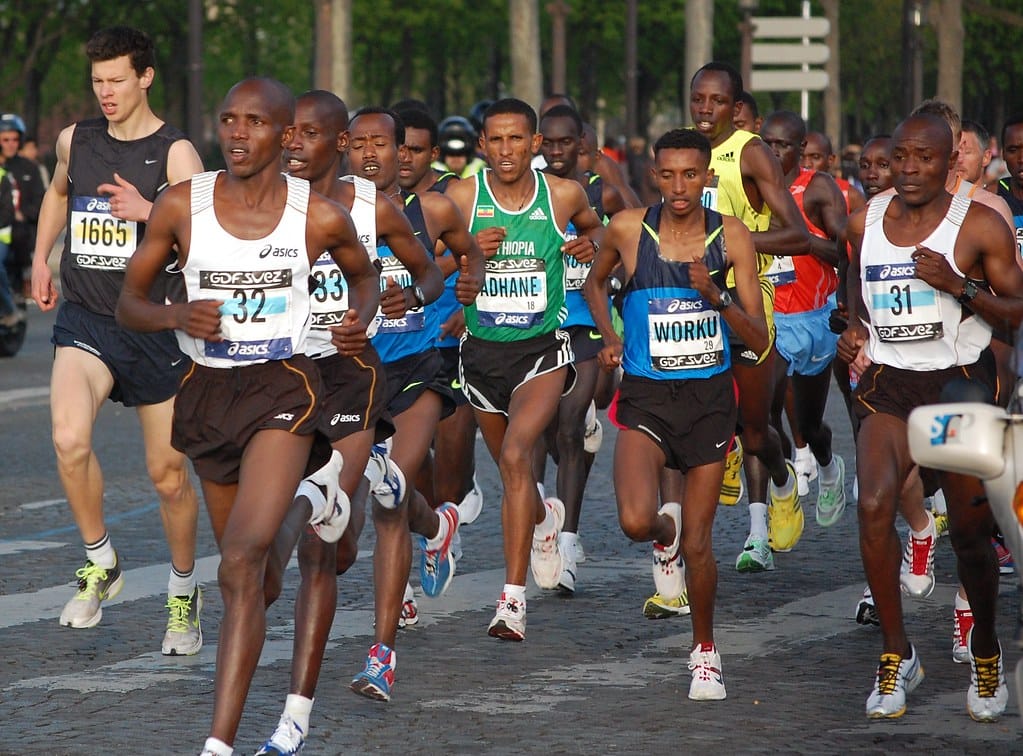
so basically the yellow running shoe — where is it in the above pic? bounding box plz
[768,461,804,552]
[642,590,691,619]
[718,437,744,506]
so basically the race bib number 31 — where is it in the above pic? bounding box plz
[69,195,137,270]
[865,262,943,342]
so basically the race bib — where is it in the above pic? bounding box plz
[701,175,719,211]
[199,268,295,361]
[764,254,796,286]
[477,257,547,328]
[373,252,424,334]
[865,262,943,342]
[69,195,137,270]
[309,252,349,330]
[647,295,725,371]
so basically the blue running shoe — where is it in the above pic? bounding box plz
[365,444,405,510]
[418,502,459,597]
[350,642,396,701]
[255,712,305,754]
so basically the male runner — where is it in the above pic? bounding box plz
[30,26,204,654]
[584,128,767,699]
[117,77,374,756]
[733,91,762,134]
[538,103,626,592]
[996,115,1023,259]
[839,113,1020,721]
[445,98,604,640]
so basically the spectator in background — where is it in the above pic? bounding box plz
[625,136,658,206]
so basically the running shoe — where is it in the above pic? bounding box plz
[768,462,803,552]
[719,437,744,506]
[865,646,924,719]
[59,557,124,629]
[397,583,419,629]
[162,586,203,656]
[900,511,937,598]
[350,642,396,701]
[487,592,526,641]
[365,443,405,510]
[574,536,586,564]
[557,531,577,594]
[642,589,690,619]
[994,537,1015,576]
[303,450,349,543]
[418,502,459,597]
[457,476,484,525]
[967,631,1008,722]
[815,455,846,527]
[688,643,727,700]
[652,502,684,600]
[953,599,974,664]
[793,450,817,498]
[530,497,565,589]
[735,535,774,573]
[583,400,604,454]
[255,712,306,755]
[855,586,879,627]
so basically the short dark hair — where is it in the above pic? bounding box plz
[483,98,537,135]
[397,107,438,147]
[297,90,349,133]
[350,106,405,145]
[653,128,712,165]
[737,91,759,118]
[86,26,156,76]
[960,119,990,148]
[692,62,743,102]
[1002,115,1023,147]
[540,104,583,137]
[391,98,429,114]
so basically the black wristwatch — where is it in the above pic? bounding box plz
[712,290,733,311]
[956,279,979,305]
[406,284,426,308]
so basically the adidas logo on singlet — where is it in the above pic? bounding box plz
[717,151,735,162]
[529,207,548,221]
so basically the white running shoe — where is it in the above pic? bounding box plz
[793,449,816,498]
[865,646,924,719]
[59,557,124,629]
[583,401,603,454]
[397,583,419,629]
[557,531,577,594]
[688,644,727,700]
[162,586,203,656]
[735,535,774,573]
[900,511,937,598]
[530,497,565,589]
[255,712,306,755]
[953,599,973,664]
[487,593,526,641]
[457,476,484,525]
[967,630,1008,722]
[304,450,349,543]
[365,443,405,510]
[855,586,879,627]
[652,503,684,600]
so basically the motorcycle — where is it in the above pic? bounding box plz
[908,370,1023,717]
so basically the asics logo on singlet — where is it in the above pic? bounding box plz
[879,264,916,279]
[494,312,530,326]
[331,413,362,425]
[529,207,548,221]
[666,298,705,313]
[86,197,111,212]
[258,244,299,259]
[717,151,735,162]
[227,342,271,357]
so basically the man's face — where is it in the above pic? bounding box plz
[348,112,402,190]
[891,120,955,207]
[653,147,710,219]
[0,131,19,159]
[399,126,436,189]
[955,130,990,184]
[481,112,540,183]
[760,118,803,175]
[733,102,760,133]
[858,139,892,198]
[285,98,346,183]
[539,115,580,178]
[690,70,737,143]
[91,55,153,126]
[1003,124,1023,188]
[801,133,831,172]
[217,81,291,180]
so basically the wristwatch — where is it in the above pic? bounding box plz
[956,278,979,305]
[406,285,426,308]
[712,290,733,311]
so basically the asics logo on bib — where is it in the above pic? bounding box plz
[86,197,111,212]
[227,342,271,357]
[258,244,299,259]
[494,313,530,326]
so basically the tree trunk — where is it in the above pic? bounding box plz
[684,0,714,125]
[332,0,353,103]
[934,0,963,115]
[509,0,543,110]
[822,0,841,152]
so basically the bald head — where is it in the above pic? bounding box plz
[762,111,806,143]
[224,77,295,125]
[894,113,954,155]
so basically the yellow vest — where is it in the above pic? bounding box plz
[710,129,771,233]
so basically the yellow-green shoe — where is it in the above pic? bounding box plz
[768,462,804,552]
[719,437,744,506]
[642,590,691,619]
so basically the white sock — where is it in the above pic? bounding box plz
[502,583,526,605]
[955,591,971,610]
[772,468,796,499]
[425,508,450,549]
[536,481,546,500]
[283,693,313,736]
[911,513,936,539]
[202,737,233,756]
[794,445,811,464]
[85,533,116,569]
[533,499,558,539]
[818,456,839,486]
[168,565,196,598]
[749,502,769,541]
